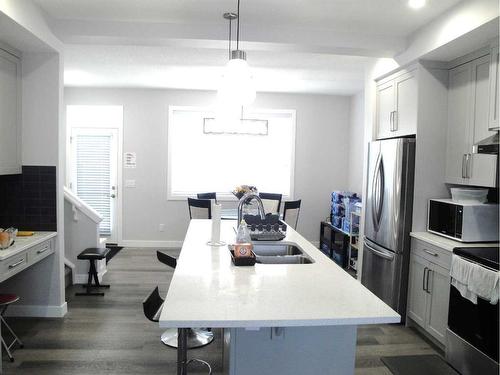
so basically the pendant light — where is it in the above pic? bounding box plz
[217,0,256,108]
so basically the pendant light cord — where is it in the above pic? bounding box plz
[236,0,240,50]
[228,18,232,59]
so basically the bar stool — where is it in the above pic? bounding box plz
[156,251,214,349]
[76,248,111,296]
[142,287,212,374]
[0,294,23,362]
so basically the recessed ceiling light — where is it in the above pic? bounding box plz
[408,0,426,9]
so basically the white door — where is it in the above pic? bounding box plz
[407,254,428,328]
[394,71,418,137]
[446,63,471,185]
[376,80,395,140]
[70,128,119,242]
[425,263,451,345]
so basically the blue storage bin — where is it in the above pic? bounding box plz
[332,215,342,228]
[331,203,344,215]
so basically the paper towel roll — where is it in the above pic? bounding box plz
[211,203,221,243]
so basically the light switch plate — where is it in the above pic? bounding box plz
[125,179,136,188]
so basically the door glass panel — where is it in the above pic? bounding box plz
[74,132,113,236]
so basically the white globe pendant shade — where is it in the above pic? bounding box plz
[217,56,256,108]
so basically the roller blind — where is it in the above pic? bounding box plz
[75,134,112,236]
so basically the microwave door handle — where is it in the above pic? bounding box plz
[462,154,467,179]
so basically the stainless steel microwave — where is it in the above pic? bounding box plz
[428,199,499,242]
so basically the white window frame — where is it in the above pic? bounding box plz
[167,105,296,201]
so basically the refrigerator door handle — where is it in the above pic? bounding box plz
[364,241,394,261]
[371,154,385,232]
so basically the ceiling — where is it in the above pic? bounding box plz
[34,0,464,94]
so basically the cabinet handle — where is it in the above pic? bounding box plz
[423,267,428,291]
[462,154,467,178]
[389,111,394,131]
[424,249,438,257]
[466,154,471,179]
[426,269,432,294]
[393,111,398,131]
[9,259,24,269]
[37,245,49,254]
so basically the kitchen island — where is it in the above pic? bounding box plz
[160,220,399,374]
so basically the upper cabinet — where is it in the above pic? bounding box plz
[489,46,499,130]
[375,69,418,139]
[445,53,497,188]
[0,48,21,175]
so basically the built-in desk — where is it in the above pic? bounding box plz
[0,232,57,283]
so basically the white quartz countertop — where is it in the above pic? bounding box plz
[410,232,498,252]
[0,232,57,260]
[160,220,400,329]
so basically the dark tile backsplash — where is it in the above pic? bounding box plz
[0,166,57,231]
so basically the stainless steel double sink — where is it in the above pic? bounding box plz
[252,243,314,264]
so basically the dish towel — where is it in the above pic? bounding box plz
[450,254,499,305]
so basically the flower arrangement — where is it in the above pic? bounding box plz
[232,185,258,200]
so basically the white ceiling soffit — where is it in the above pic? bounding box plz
[63,44,369,95]
[33,0,465,93]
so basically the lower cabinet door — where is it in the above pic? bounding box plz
[426,263,451,345]
[407,254,428,327]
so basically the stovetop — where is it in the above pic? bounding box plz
[453,246,500,271]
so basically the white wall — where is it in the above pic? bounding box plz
[64,88,351,244]
[347,91,365,195]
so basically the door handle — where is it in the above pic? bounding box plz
[110,194,116,198]
[423,267,428,291]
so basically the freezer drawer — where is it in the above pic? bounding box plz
[361,239,404,316]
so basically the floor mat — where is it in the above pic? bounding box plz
[381,355,459,375]
[105,245,123,264]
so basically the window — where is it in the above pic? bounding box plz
[168,106,296,199]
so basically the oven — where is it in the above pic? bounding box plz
[446,247,499,375]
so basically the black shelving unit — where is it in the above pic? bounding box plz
[319,221,350,269]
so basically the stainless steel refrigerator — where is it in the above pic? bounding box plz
[361,137,416,319]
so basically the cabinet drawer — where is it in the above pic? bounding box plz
[0,253,28,280]
[28,240,54,264]
[411,238,452,270]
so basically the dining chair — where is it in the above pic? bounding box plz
[188,198,212,219]
[283,199,301,230]
[197,192,217,204]
[258,192,282,214]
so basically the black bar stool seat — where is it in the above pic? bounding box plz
[76,247,111,296]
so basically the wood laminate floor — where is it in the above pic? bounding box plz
[3,248,439,374]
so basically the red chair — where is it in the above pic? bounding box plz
[0,294,23,362]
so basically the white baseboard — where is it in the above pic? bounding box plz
[119,240,183,248]
[74,269,107,284]
[6,302,67,318]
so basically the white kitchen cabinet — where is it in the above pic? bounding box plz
[445,54,497,187]
[375,69,418,139]
[407,239,451,346]
[407,254,428,327]
[0,48,21,175]
[489,46,499,130]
